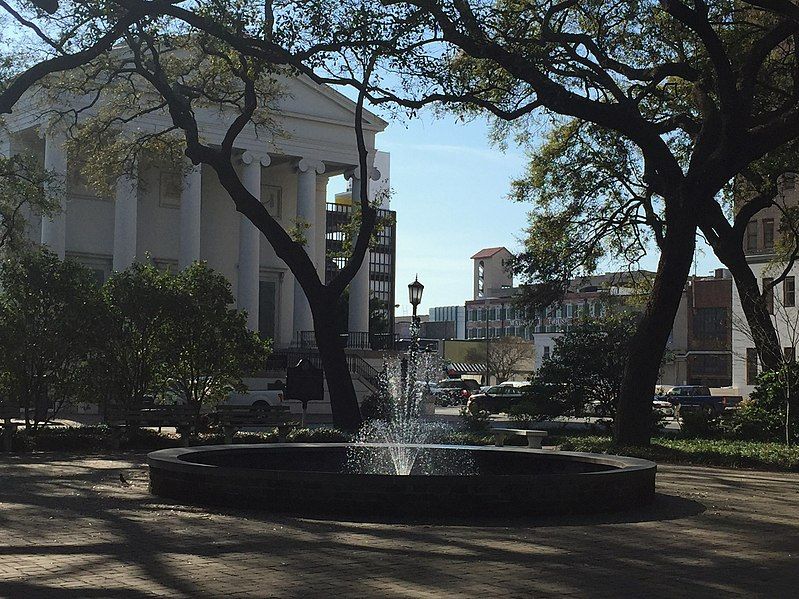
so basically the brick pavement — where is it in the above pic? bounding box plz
[0,454,798,598]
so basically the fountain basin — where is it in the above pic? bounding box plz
[148,444,656,518]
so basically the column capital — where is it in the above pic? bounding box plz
[240,150,271,168]
[296,158,325,175]
[345,165,381,182]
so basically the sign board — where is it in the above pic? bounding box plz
[286,359,324,427]
[286,359,324,404]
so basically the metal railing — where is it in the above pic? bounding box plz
[267,348,381,393]
[294,331,398,351]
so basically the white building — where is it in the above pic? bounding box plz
[1,76,388,348]
[731,182,799,397]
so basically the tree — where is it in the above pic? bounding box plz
[101,262,175,411]
[535,314,639,419]
[10,2,799,443]
[0,153,58,254]
[322,0,799,444]
[465,336,534,383]
[164,262,271,413]
[0,1,395,430]
[0,249,105,429]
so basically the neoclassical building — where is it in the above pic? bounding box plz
[1,76,390,348]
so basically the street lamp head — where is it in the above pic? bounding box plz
[408,275,424,307]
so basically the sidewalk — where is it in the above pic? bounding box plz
[1,454,798,597]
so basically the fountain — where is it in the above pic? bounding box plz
[147,276,656,519]
[348,349,461,476]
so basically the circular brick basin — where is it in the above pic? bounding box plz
[147,444,656,519]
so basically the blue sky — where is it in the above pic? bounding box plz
[329,109,724,316]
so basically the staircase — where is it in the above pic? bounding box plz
[267,348,381,394]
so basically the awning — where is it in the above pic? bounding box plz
[445,362,486,375]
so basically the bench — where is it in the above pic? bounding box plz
[214,405,298,444]
[109,405,199,448]
[490,427,547,449]
[0,404,19,452]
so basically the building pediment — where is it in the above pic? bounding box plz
[275,76,387,132]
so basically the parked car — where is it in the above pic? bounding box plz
[582,397,675,418]
[467,384,532,415]
[432,379,481,406]
[652,397,675,417]
[227,388,285,410]
[663,385,742,417]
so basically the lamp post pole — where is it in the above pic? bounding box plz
[408,275,424,356]
[484,299,491,385]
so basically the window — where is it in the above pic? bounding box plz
[543,346,550,360]
[692,307,727,342]
[763,278,774,314]
[746,348,759,385]
[261,184,282,218]
[785,277,796,308]
[763,219,775,250]
[159,171,182,208]
[745,221,758,251]
[477,261,484,298]
[784,347,796,363]
[68,158,110,201]
[258,280,278,340]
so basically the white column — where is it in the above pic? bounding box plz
[41,127,68,259]
[293,158,325,337]
[178,163,202,270]
[346,167,380,334]
[112,168,138,271]
[237,151,270,331]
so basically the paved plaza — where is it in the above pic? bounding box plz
[0,454,798,598]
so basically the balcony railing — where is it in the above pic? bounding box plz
[294,331,398,351]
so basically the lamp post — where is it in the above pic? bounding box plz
[408,275,424,354]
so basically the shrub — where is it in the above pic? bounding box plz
[459,405,491,433]
[745,365,799,443]
[723,399,785,442]
[360,393,391,421]
[285,427,351,443]
[508,397,564,424]
[679,409,721,439]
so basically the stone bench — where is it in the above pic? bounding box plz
[108,406,200,448]
[490,427,547,449]
[214,405,298,444]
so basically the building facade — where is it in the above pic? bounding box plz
[731,177,799,396]
[664,272,733,388]
[2,76,389,349]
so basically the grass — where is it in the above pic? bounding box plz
[554,435,799,472]
[8,425,799,472]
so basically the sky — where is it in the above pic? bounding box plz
[328,109,725,317]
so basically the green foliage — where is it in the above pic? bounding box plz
[459,405,491,433]
[285,427,351,443]
[0,249,105,428]
[0,154,60,254]
[743,364,799,443]
[360,392,391,421]
[163,262,271,412]
[100,262,176,410]
[558,435,799,472]
[534,313,639,417]
[507,395,564,424]
[678,410,722,440]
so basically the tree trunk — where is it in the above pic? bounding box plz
[615,213,697,446]
[719,249,782,372]
[311,300,362,431]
